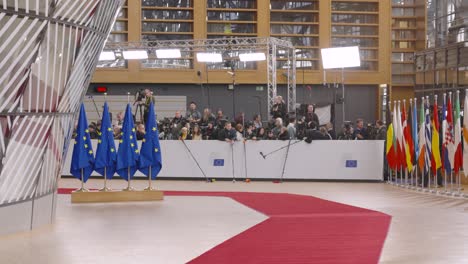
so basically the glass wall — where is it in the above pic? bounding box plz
[427,0,467,48]
[270,0,319,70]
[331,1,379,71]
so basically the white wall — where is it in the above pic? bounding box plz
[62,140,385,181]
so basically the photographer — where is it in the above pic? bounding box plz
[169,111,185,139]
[139,88,155,124]
[185,102,201,124]
[215,109,226,128]
[304,104,319,125]
[338,123,355,140]
[304,121,327,143]
[375,120,386,140]
[270,96,287,121]
[353,118,368,140]
[201,108,215,126]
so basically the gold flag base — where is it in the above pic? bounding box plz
[99,187,112,192]
[122,186,135,191]
[71,190,164,203]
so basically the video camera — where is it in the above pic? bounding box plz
[135,89,145,103]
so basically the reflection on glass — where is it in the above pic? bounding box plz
[117,8,127,18]
[142,34,193,41]
[392,52,413,62]
[108,33,128,42]
[207,0,256,9]
[207,23,255,33]
[141,59,192,69]
[112,21,128,31]
[206,61,257,70]
[141,0,192,8]
[392,8,415,16]
[274,36,318,47]
[142,10,192,20]
[270,12,318,22]
[331,2,378,12]
[332,25,378,35]
[207,11,256,21]
[270,1,318,11]
[331,14,378,24]
[97,60,127,68]
[142,22,193,32]
[332,37,378,47]
[271,25,318,35]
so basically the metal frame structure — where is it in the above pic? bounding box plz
[103,37,297,117]
[0,0,122,207]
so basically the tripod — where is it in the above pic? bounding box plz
[134,103,144,123]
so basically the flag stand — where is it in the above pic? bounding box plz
[452,171,462,197]
[99,167,111,192]
[425,171,431,192]
[417,167,423,191]
[443,171,448,194]
[144,166,154,191]
[432,173,438,194]
[412,167,417,190]
[405,169,409,188]
[75,168,88,192]
[123,166,134,191]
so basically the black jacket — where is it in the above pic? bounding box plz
[304,129,327,143]
[218,128,236,141]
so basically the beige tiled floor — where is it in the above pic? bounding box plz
[2,178,468,264]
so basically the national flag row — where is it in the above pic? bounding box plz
[386,91,468,177]
[70,102,162,182]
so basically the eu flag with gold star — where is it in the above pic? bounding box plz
[95,102,117,179]
[70,103,95,182]
[116,103,139,180]
[138,102,162,179]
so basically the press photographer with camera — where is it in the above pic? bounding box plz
[270,96,287,121]
[185,102,201,124]
[136,88,155,124]
[338,122,355,140]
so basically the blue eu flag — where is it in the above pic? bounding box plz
[116,104,139,180]
[138,102,162,179]
[94,102,117,179]
[70,104,95,182]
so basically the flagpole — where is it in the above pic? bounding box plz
[123,166,133,191]
[99,166,111,192]
[145,166,154,191]
[76,168,87,192]
[405,169,408,188]
[443,93,447,194]
[403,99,408,188]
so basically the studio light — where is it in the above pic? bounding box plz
[197,52,222,63]
[239,52,266,62]
[320,46,360,69]
[156,49,181,59]
[99,51,116,61]
[122,50,148,60]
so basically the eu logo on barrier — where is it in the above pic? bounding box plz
[345,160,357,168]
[213,159,224,166]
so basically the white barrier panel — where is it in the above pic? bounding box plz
[62,140,384,181]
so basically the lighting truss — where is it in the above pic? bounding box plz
[103,37,296,116]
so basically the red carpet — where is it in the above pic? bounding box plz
[58,189,391,263]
